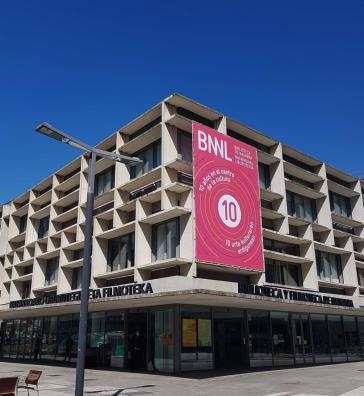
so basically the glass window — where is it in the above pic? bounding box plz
[23,319,34,360]
[265,259,301,287]
[152,219,178,262]
[328,315,347,362]
[41,316,57,360]
[357,268,364,286]
[87,312,105,367]
[2,321,15,358]
[130,140,161,179]
[357,317,364,359]
[247,310,272,367]
[95,166,115,197]
[181,311,213,370]
[105,311,125,368]
[329,191,351,218]
[17,319,28,358]
[316,251,343,283]
[343,316,361,361]
[19,215,27,233]
[178,131,192,163]
[292,314,313,364]
[264,239,299,256]
[150,309,174,372]
[56,315,73,362]
[45,257,59,286]
[73,248,84,261]
[21,280,32,299]
[287,191,316,223]
[72,267,82,290]
[271,312,294,366]
[107,233,135,272]
[38,216,50,239]
[258,163,270,190]
[311,314,331,363]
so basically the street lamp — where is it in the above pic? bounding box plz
[35,123,142,396]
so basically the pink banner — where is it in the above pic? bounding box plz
[193,122,264,271]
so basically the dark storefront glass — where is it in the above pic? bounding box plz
[271,312,294,366]
[56,315,73,362]
[311,314,331,363]
[247,310,272,367]
[343,316,361,361]
[292,314,313,364]
[150,309,174,372]
[87,312,106,367]
[17,319,28,358]
[357,317,364,357]
[41,316,57,360]
[213,311,247,369]
[2,308,364,372]
[181,310,213,371]
[23,319,34,359]
[2,321,16,358]
[105,311,125,369]
[328,315,347,362]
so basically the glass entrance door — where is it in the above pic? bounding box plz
[127,312,148,370]
[213,312,247,369]
[292,314,313,364]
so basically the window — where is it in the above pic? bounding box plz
[285,173,314,189]
[176,107,215,128]
[107,233,135,272]
[283,154,315,173]
[19,215,27,233]
[95,166,115,197]
[38,216,49,239]
[228,129,270,153]
[130,140,161,179]
[152,219,178,261]
[263,239,299,256]
[271,311,294,366]
[316,251,343,283]
[311,314,331,363]
[71,268,82,290]
[73,249,83,261]
[45,257,59,286]
[329,191,351,218]
[287,191,316,223]
[247,310,272,367]
[181,311,213,370]
[357,268,364,286]
[265,259,301,287]
[128,116,161,141]
[258,163,270,190]
[177,131,192,163]
[21,281,31,299]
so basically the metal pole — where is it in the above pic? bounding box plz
[75,152,96,396]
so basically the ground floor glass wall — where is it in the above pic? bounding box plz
[1,305,364,371]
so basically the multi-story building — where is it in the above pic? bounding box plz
[1,93,364,372]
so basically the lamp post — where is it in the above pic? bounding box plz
[35,123,142,396]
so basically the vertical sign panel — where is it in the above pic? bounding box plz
[193,122,264,271]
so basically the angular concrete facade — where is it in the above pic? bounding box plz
[1,93,364,371]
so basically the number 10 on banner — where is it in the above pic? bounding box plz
[218,194,241,228]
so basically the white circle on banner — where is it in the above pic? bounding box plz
[218,194,241,228]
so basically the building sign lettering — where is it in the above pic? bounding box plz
[239,284,353,308]
[9,282,153,309]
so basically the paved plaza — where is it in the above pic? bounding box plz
[1,361,364,396]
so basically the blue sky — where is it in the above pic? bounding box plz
[0,0,363,203]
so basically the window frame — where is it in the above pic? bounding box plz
[95,166,115,197]
[107,233,135,272]
[152,218,180,262]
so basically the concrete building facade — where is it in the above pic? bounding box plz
[1,93,364,372]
